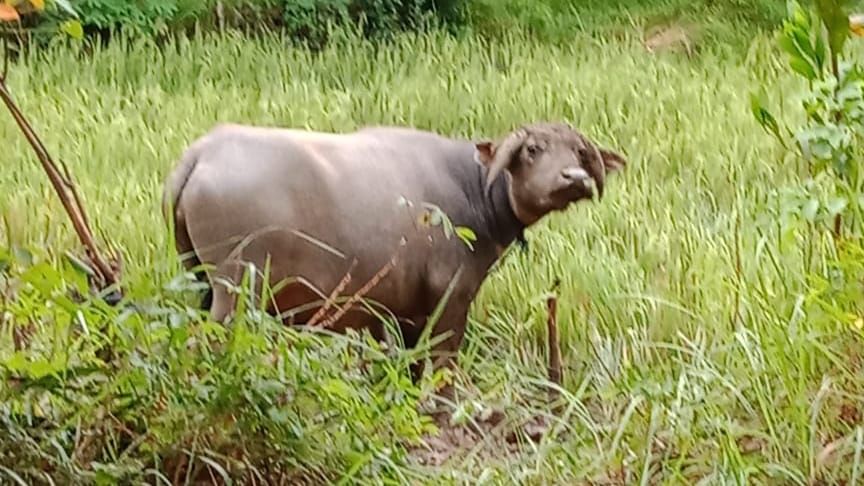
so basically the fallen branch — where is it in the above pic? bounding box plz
[306,257,358,327]
[0,36,120,294]
[319,252,401,329]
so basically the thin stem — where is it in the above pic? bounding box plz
[546,284,562,409]
[1,35,8,82]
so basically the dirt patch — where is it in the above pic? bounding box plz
[409,293,564,467]
[642,23,697,56]
[407,407,552,467]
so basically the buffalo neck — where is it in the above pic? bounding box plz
[465,159,528,252]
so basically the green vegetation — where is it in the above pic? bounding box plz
[466,0,787,45]
[65,0,462,45]
[4,0,864,484]
[2,0,810,46]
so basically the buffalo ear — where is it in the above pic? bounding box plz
[599,148,626,172]
[474,141,495,166]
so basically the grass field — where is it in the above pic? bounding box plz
[4,15,864,485]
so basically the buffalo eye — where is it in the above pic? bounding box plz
[578,147,592,161]
[526,143,542,158]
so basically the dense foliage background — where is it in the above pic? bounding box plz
[12,0,795,44]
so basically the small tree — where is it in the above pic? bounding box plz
[752,0,864,242]
[752,0,864,334]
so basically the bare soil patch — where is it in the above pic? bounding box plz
[408,407,552,467]
[643,22,697,56]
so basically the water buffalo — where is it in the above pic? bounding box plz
[162,121,625,391]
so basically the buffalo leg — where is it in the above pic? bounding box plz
[429,322,467,403]
[195,267,213,310]
[419,294,471,403]
[209,282,236,323]
[200,287,213,310]
[207,260,248,323]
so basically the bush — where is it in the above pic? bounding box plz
[74,0,194,33]
[8,0,804,47]
[70,0,464,41]
[0,247,440,483]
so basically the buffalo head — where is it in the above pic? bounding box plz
[474,122,626,224]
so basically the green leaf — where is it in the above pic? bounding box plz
[455,226,476,242]
[60,19,83,40]
[814,27,827,71]
[792,3,813,28]
[322,378,353,400]
[3,352,28,373]
[778,30,802,58]
[816,0,850,62]
[750,91,765,121]
[27,358,55,380]
[790,24,818,64]
[51,0,78,17]
[19,262,81,314]
[790,56,818,80]
[455,226,476,250]
[93,467,117,486]
[749,91,784,141]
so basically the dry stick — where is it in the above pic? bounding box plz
[216,0,225,32]
[1,35,7,82]
[306,257,358,327]
[0,41,118,289]
[319,252,400,329]
[546,282,563,409]
[172,455,187,486]
[0,80,116,286]
[58,147,96,237]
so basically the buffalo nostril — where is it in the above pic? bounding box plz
[560,167,594,192]
[561,167,590,181]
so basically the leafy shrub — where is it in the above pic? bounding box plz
[751,1,864,346]
[73,0,184,33]
[11,0,803,46]
[69,0,464,41]
[0,247,439,483]
[752,0,864,241]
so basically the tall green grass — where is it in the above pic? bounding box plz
[3,23,864,484]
